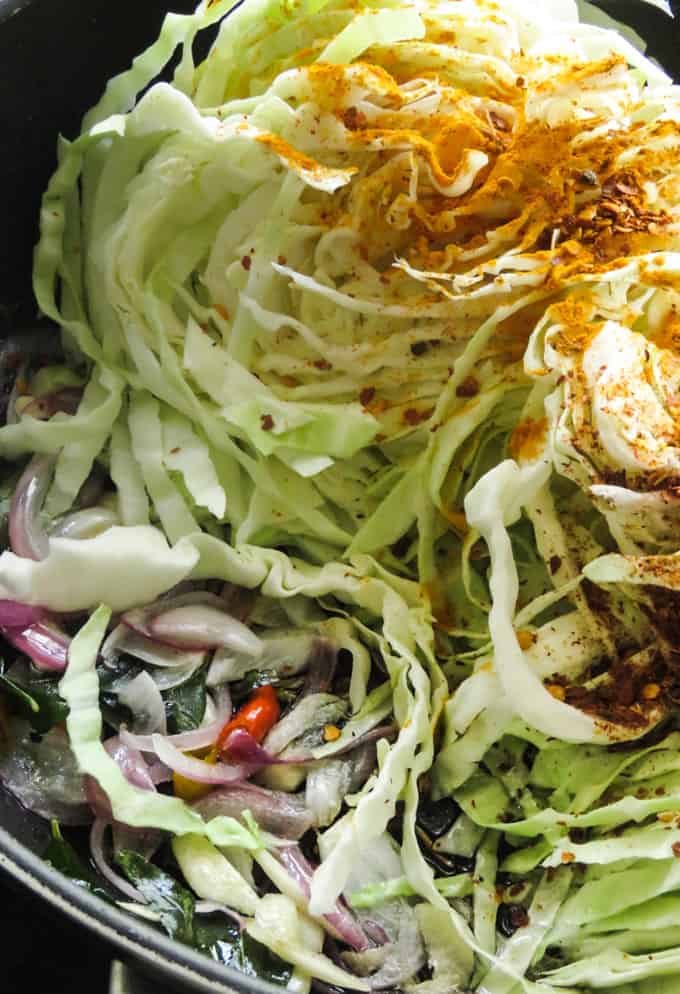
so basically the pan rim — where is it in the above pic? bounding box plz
[0,820,283,994]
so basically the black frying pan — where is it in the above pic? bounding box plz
[0,2,678,992]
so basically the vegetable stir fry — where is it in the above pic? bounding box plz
[0,0,679,990]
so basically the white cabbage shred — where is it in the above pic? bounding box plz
[3,0,680,989]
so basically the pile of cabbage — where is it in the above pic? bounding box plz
[0,0,679,990]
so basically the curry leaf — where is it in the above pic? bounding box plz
[116,850,196,944]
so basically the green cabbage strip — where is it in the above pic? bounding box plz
[46,367,123,515]
[545,948,680,988]
[350,872,473,909]
[464,460,601,743]
[480,869,572,994]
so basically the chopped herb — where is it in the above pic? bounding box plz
[165,667,207,733]
[0,662,69,734]
[44,821,110,900]
[116,850,195,945]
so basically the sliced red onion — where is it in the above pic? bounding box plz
[148,734,256,785]
[107,735,157,790]
[120,687,232,754]
[22,387,83,420]
[0,719,90,824]
[146,757,172,785]
[9,453,55,560]
[115,671,167,735]
[90,819,145,903]
[85,735,157,821]
[359,920,391,947]
[0,601,69,673]
[122,593,262,657]
[148,605,262,654]
[193,783,313,840]
[49,506,118,540]
[0,600,46,628]
[220,727,289,767]
[5,622,70,672]
[302,639,338,695]
[278,846,371,952]
[101,624,206,686]
[120,591,225,637]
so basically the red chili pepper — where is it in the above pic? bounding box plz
[216,684,280,755]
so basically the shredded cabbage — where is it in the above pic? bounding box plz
[4,0,680,989]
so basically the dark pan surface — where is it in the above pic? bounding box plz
[0,1,678,992]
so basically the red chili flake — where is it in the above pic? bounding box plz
[241,256,252,271]
[314,359,332,370]
[673,842,680,858]
[456,376,480,398]
[403,407,433,426]
[342,106,367,130]
[360,387,376,406]
[260,414,274,431]
[561,851,575,864]
[170,447,181,455]
[549,555,562,575]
